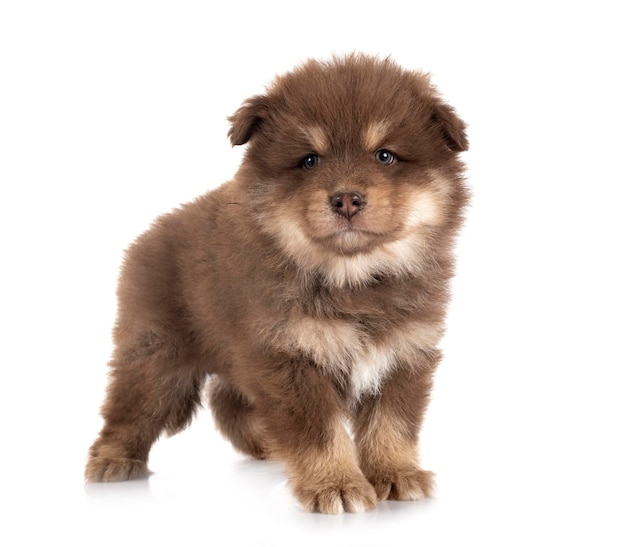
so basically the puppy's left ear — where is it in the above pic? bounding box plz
[431,101,469,152]
[228,95,270,146]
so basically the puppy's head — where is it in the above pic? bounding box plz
[229,54,468,287]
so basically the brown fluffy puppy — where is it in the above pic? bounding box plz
[85,54,469,514]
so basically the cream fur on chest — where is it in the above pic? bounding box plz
[266,314,443,399]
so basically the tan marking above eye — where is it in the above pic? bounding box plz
[301,126,329,155]
[363,121,391,151]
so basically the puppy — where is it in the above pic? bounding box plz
[85,54,469,514]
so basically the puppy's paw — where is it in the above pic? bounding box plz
[294,475,378,514]
[85,456,149,483]
[367,467,435,501]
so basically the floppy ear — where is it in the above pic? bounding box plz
[227,95,270,146]
[431,101,469,152]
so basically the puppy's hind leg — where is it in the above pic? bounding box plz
[85,338,206,482]
[208,377,268,460]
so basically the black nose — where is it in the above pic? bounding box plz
[330,191,366,220]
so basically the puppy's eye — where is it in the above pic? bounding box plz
[374,149,395,165]
[302,153,320,170]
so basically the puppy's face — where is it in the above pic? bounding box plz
[229,56,468,287]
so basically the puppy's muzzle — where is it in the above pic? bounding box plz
[330,191,366,220]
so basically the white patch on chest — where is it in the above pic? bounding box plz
[349,345,398,399]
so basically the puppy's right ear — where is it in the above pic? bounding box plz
[228,95,270,146]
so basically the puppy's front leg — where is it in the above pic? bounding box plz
[255,357,377,514]
[354,352,438,501]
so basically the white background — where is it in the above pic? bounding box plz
[1,1,625,545]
